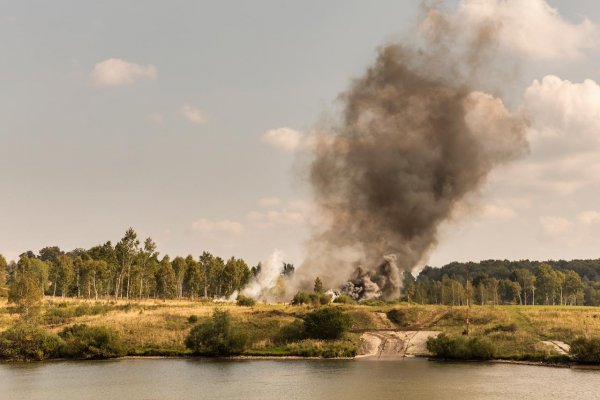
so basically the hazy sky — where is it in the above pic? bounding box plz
[2,1,600,270]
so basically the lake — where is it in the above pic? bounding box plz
[0,358,598,400]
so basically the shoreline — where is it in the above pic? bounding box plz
[2,354,592,369]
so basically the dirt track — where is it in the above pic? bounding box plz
[357,330,440,360]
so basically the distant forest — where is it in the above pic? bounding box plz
[0,228,269,305]
[1,228,600,306]
[405,259,599,306]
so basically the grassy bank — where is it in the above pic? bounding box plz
[0,298,598,362]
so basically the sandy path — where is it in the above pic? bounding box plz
[357,330,440,360]
[541,340,571,355]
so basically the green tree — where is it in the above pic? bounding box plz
[536,263,559,305]
[55,255,74,298]
[155,256,176,299]
[8,256,49,312]
[184,309,247,355]
[183,255,202,299]
[563,270,584,305]
[402,271,416,302]
[172,256,187,299]
[115,228,139,300]
[0,254,7,295]
[314,277,324,294]
[137,237,158,299]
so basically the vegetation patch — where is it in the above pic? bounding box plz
[427,333,496,360]
[59,324,125,359]
[570,337,600,363]
[304,307,351,340]
[0,322,62,361]
[185,309,247,355]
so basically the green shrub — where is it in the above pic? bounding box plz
[359,298,386,306]
[59,324,125,359]
[285,340,357,358]
[275,320,306,344]
[318,294,332,305]
[185,309,247,355]
[237,294,256,307]
[303,307,351,340]
[484,323,518,335]
[333,295,355,304]
[291,291,331,306]
[0,322,62,361]
[188,315,199,324]
[570,337,600,363]
[291,291,311,305]
[426,333,496,360]
[386,308,414,325]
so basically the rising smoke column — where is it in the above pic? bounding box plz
[299,13,529,300]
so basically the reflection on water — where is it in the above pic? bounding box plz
[1,358,599,400]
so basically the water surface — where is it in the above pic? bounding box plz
[0,358,598,400]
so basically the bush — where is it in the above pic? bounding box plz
[570,337,600,363]
[426,333,496,360]
[275,320,306,344]
[0,322,62,361]
[185,309,247,355]
[359,298,386,306]
[59,324,125,359]
[237,294,256,307]
[291,291,311,305]
[484,323,518,335]
[286,340,357,358]
[291,291,331,306]
[188,315,199,324]
[387,308,415,326]
[303,307,351,340]
[333,295,355,304]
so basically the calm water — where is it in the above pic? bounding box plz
[0,358,599,400]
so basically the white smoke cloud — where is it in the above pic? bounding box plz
[180,104,205,124]
[91,58,157,87]
[191,218,243,235]
[450,0,598,60]
[258,197,281,208]
[261,127,304,152]
[242,250,285,299]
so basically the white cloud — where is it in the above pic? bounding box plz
[449,0,598,60]
[524,75,600,156]
[577,211,600,227]
[261,127,304,152]
[91,58,157,87]
[181,104,205,124]
[191,218,243,235]
[540,216,572,237]
[480,204,516,221]
[246,199,312,229]
[149,113,164,124]
[258,197,281,208]
[502,75,600,196]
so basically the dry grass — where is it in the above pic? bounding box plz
[1,297,599,360]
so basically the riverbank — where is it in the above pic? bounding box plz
[0,298,598,363]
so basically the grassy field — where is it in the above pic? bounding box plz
[0,297,597,360]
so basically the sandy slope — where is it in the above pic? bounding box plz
[357,330,440,360]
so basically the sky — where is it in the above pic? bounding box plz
[1,0,600,270]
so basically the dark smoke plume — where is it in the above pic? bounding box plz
[297,9,528,300]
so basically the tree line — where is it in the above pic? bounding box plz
[0,228,268,305]
[402,259,599,306]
